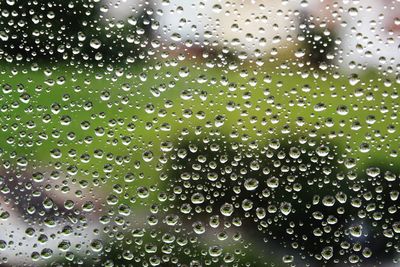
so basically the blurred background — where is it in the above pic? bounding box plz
[0,0,399,266]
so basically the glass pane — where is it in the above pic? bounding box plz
[0,0,399,266]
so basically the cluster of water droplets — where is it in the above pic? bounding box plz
[0,0,399,266]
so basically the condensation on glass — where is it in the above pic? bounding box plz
[0,0,399,266]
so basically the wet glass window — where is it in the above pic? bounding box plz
[0,0,399,266]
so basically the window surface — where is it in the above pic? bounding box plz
[0,0,399,266]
